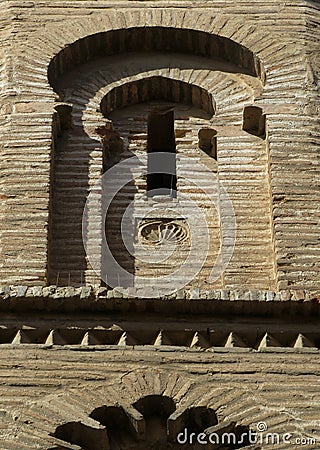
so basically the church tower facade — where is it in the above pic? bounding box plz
[0,1,320,448]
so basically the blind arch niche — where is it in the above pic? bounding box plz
[48,27,265,91]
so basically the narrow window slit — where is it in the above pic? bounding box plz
[147,107,177,197]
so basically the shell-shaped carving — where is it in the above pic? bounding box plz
[138,220,189,246]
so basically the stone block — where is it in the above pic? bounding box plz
[188,289,200,300]
[279,290,292,301]
[0,286,11,299]
[107,289,114,299]
[42,286,56,298]
[26,286,43,298]
[266,291,275,302]
[10,286,27,298]
[291,290,305,302]
[249,290,260,301]
[113,289,123,299]
[220,290,230,300]
[80,286,92,300]
[176,289,185,300]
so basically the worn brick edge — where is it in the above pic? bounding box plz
[0,286,319,316]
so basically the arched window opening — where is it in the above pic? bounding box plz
[100,76,215,118]
[147,107,177,197]
[90,405,138,448]
[51,400,252,449]
[48,28,265,89]
[54,103,73,132]
[198,128,218,159]
[171,406,218,435]
[243,105,266,138]
[53,421,109,450]
[133,395,176,444]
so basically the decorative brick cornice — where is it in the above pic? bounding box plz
[0,285,319,316]
[0,324,320,353]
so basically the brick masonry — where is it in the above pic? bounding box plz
[0,0,319,293]
[0,1,320,449]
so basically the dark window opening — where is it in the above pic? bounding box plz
[90,405,138,448]
[53,421,108,450]
[54,103,73,132]
[243,105,266,138]
[133,395,176,445]
[198,127,217,158]
[147,107,177,197]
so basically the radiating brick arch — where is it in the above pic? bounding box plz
[47,26,265,90]
[53,398,249,449]
[21,8,302,115]
[100,75,216,118]
[11,369,301,449]
[80,66,256,139]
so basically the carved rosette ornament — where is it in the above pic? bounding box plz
[138,219,190,247]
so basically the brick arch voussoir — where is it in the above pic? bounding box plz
[11,369,302,449]
[17,9,305,109]
[22,11,270,91]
